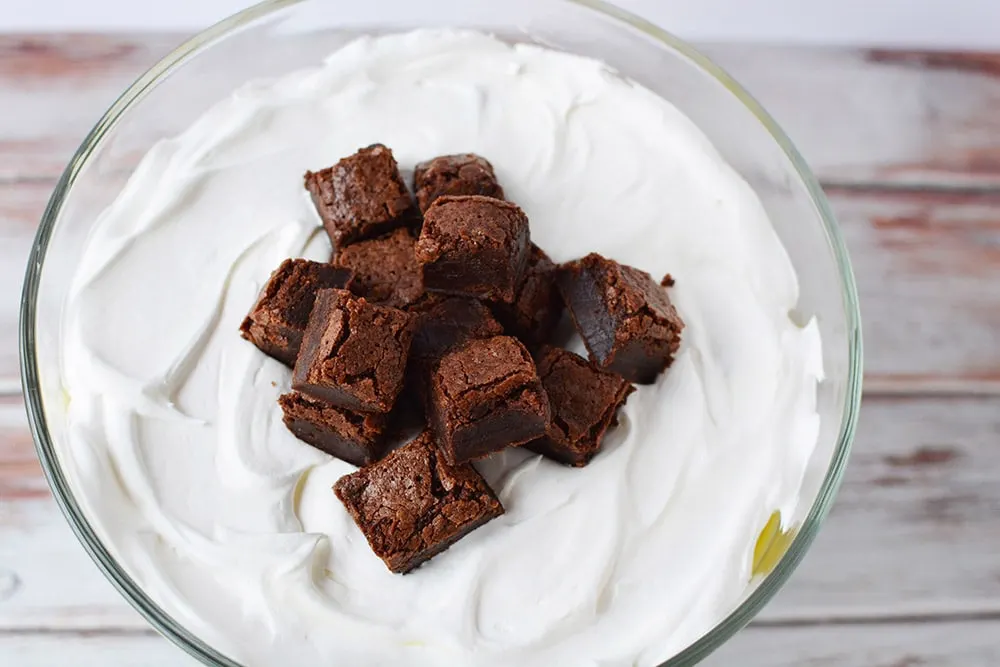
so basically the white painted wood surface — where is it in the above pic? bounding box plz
[6,0,1000,50]
[1,34,998,665]
[7,619,1000,667]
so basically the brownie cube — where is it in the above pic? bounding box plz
[409,296,504,369]
[292,289,413,413]
[428,335,549,465]
[406,296,505,408]
[415,195,530,304]
[492,243,563,346]
[413,154,505,213]
[558,253,684,384]
[332,227,424,309]
[334,431,504,574]
[526,346,634,467]
[239,259,352,367]
[279,392,387,467]
[305,144,417,249]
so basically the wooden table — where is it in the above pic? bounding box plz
[1,35,998,666]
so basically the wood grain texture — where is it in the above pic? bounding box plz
[0,35,999,189]
[2,621,999,667]
[704,44,1000,190]
[835,188,1000,383]
[2,394,998,631]
[706,620,1000,667]
[4,620,995,667]
[0,181,47,390]
[763,395,1000,619]
[0,632,195,667]
[0,399,144,632]
[0,35,178,181]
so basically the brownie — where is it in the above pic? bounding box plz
[492,243,563,346]
[304,144,417,249]
[409,296,504,369]
[428,335,550,465]
[334,431,504,574]
[558,253,684,384]
[292,289,413,413]
[415,195,530,304]
[405,296,505,408]
[332,227,424,309]
[278,392,387,467]
[239,259,352,367]
[413,154,505,213]
[526,346,634,467]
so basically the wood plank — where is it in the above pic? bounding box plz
[0,397,148,631]
[706,620,1000,667]
[704,45,1000,190]
[0,34,179,181]
[5,183,999,389]
[0,180,47,390]
[2,393,998,630]
[763,394,1000,619]
[1,620,998,667]
[0,632,192,667]
[833,188,1000,383]
[1,35,999,189]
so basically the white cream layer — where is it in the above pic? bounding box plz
[58,30,823,667]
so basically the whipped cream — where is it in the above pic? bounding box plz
[57,30,823,666]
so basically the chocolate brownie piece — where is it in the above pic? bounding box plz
[334,431,504,574]
[526,346,634,467]
[239,259,352,367]
[332,227,424,309]
[413,154,505,213]
[492,243,563,346]
[406,296,505,408]
[428,336,549,465]
[558,253,684,384]
[409,296,504,368]
[305,144,417,249]
[292,289,413,413]
[278,392,387,467]
[415,195,530,304]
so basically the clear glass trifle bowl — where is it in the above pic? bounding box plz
[19,0,863,665]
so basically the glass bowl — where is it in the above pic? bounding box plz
[19,0,863,665]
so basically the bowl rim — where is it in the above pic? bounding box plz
[19,0,863,665]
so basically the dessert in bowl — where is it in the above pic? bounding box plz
[20,1,862,666]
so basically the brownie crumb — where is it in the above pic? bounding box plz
[558,253,684,384]
[240,259,352,367]
[305,144,417,249]
[660,273,675,288]
[526,346,634,467]
[413,154,505,213]
[292,289,413,413]
[334,431,504,574]
[279,392,387,467]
